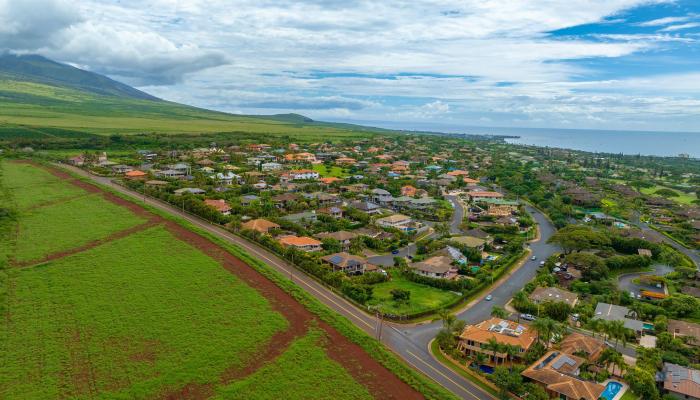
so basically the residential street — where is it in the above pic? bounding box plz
[64,164,560,400]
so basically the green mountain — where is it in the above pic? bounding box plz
[0,54,386,141]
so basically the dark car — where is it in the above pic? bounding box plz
[391,249,400,255]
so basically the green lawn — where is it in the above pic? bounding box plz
[640,185,697,205]
[215,328,373,400]
[14,193,146,263]
[366,274,460,316]
[312,164,351,178]
[1,226,289,399]
[0,160,85,210]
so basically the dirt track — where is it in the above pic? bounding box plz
[29,161,424,400]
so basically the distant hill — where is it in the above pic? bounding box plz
[0,54,389,141]
[0,54,159,101]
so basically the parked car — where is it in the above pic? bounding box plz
[539,261,545,266]
[485,294,493,301]
[391,249,400,255]
[531,256,537,261]
[520,313,536,321]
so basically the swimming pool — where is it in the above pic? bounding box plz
[601,381,623,400]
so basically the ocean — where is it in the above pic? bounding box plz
[339,120,700,158]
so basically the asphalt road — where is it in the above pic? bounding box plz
[617,264,673,297]
[64,164,559,400]
[631,211,700,268]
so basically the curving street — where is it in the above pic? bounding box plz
[63,164,560,400]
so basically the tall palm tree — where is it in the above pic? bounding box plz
[486,337,503,364]
[532,317,556,347]
[504,344,520,363]
[608,320,626,347]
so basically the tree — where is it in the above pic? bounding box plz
[661,294,699,318]
[599,348,627,376]
[655,188,679,198]
[491,306,508,319]
[491,366,524,400]
[391,288,411,303]
[542,301,571,322]
[547,225,610,254]
[625,367,660,400]
[486,337,504,364]
[532,317,558,346]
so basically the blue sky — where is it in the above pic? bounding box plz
[2,0,700,132]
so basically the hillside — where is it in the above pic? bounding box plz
[0,54,385,140]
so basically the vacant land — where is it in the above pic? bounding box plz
[0,80,379,141]
[0,160,428,400]
[366,274,460,316]
[215,329,373,400]
[640,185,696,205]
[312,164,351,178]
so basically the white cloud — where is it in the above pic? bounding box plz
[637,16,690,26]
[660,22,700,32]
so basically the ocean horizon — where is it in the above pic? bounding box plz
[338,120,700,158]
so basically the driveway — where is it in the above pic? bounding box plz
[618,264,673,297]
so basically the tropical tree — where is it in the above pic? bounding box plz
[491,305,508,319]
[532,317,557,347]
[486,337,504,364]
[599,348,627,377]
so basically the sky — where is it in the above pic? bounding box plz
[1,0,700,132]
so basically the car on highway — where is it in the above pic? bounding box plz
[520,313,536,321]
[485,294,493,301]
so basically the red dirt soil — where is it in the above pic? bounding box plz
[24,161,424,400]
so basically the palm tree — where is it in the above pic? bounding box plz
[486,337,503,364]
[491,306,508,319]
[503,344,520,363]
[587,318,601,338]
[608,320,626,347]
[532,317,556,347]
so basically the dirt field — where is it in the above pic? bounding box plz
[25,161,424,400]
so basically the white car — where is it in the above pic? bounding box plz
[531,256,537,261]
[485,294,493,301]
[539,261,545,266]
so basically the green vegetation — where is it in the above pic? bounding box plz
[2,225,289,399]
[215,328,373,400]
[0,160,84,210]
[312,164,350,178]
[366,273,460,316]
[0,56,386,142]
[14,194,145,262]
[640,185,696,205]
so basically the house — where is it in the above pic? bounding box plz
[174,187,206,195]
[240,194,260,206]
[315,231,358,251]
[463,177,479,186]
[467,191,504,201]
[156,169,185,179]
[282,211,318,225]
[447,169,469,177]
[169,163,191,175]
[212,172,240,186]
[450,236,486,250]
[663,363,700,400]
[401,185,417,197]
[241,218,280,234]
[668,319,700,345]
[371,188,393,206]
[272,193,299,209]
[112,164,133,174]
[278,236,322,252]
[320,177,342,185]
[321,252,368,274]
[410,256,457,279]
[409,197,437,210]
[463,228,492,243]
[558,333,605,362]
[125,170,147,180]
[67,155,85,166]
[281,169,319,181]
[203,199,231,215]
[375,214,412,229]
[529,287,579,307]
[522,351,605,400]
[593,302,646,334]
[335,157,356,166]
[317,206,343,219]
[284,152,316,163]
[350,201,382,214]
[144,180,168,189]
[261,162,283,171]
[457,318,537,364]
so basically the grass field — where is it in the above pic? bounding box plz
[0,160,399,399]
[0,79,381,141]
[215,328,373,400]
[640,185,697,205]
[312,164,351,178]
[1,226,289,399]
[366,274,460,316]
